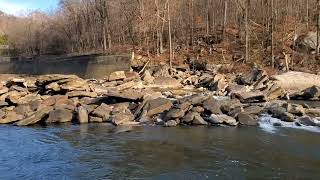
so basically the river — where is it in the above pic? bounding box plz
[0,121,320,180]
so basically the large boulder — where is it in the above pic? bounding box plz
[182,111,196,123]
[294,32,319,53]
[203,98,242,115]
[301,86,320,100]
[226,84,247,95]
[60,79,89,92]
[80,104,98,113]
[109,71,126,81]
[111,112,135,126]
[284,103,305,116]
[13,104,33,117]
[143,70,155,84]
[41,95,69,107]
[152,77,182,89]
[203,98,223,114]
[208,114,238,126]
[243,106,264,115]
[179,94,209,105]
[265,84,284,101]
[46,82,60,92]
[164,102,191,120]
[46,108,74,123]
[164,120,178,127]
[146,98,173,116]
[191,106,205,113]
[252,75,269,90]
[237,113,258,126]
[268,107,295,122]
[305,108,320,117]
[3,91,28,104]
[271,71,320,92]
[192,113,208,125]
[16,106,54,126]
[15,94,41,105]
[0,111,24,124]
[112,103,130,114]
[297,116,318,126]
[220,99,242,114]
[91,103,113,120]
[231,90,266,103]
[237,69,267,85]
[153,65,171,78]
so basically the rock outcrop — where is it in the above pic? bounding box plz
[0,67,320,130]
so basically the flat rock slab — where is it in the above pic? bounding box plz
[36,74,79,86]
[146,98,173,116]
[152,77,182,88]
[179,94,209,105]
[107,90,144,101]
[272,71,320,91]
[232,91,266,103]
[0,111,24,124]
[164,102,191,120]
[66,91,98,98]
[16,106,54,126]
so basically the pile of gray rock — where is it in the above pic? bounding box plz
[0,66,320,129]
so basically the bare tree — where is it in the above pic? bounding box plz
[0,0,319,69]
[245,0,249,62]
[317,0,320,55]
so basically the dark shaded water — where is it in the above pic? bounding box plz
[0,124,320,180]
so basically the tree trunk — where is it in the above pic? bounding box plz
[271,0,275,67]
[167,0,173,73]
[223,0,228,41]
[206,0,210,35]
[245,0,249,62]
[103,22,107,51]
[190,0,194,48]
[306,0,309,30]
[317,0,320,55]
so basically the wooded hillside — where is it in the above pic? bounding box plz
[0,0,320,71]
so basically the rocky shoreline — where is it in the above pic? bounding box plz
[1,65,320,130]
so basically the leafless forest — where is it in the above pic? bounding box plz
[1,0,320,71]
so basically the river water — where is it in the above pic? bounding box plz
[0,121,320,180]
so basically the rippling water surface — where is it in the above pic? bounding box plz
[0,124,320,180]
